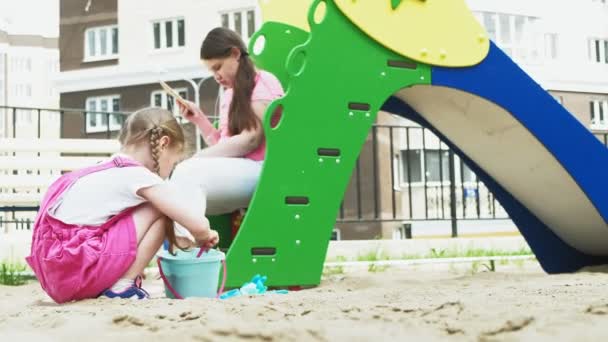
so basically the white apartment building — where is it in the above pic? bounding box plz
[468,0,608,129]
[0,0,60,223]
[0,0,60,139]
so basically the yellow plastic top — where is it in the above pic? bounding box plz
[258,0,314,31]
[334,0,490,67]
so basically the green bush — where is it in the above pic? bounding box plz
[0,261,28,286]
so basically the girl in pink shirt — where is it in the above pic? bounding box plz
[26,108,219,303]
[171,27,284,237]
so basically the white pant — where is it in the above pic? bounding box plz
[169,157,263,238]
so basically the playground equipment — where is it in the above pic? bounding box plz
[216,0,608,288]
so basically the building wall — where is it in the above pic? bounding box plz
[59,0,118,72]
[550,91,608,132]
[59,77,219,145]
[57,0,261,93]
[336,120,383,240]
[118,0,259,73]
[467,0,608,131]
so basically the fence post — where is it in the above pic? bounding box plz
[448,150,458,237]
[12,107,17,139]
[106,112,111,139]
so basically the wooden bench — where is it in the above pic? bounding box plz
[0,138,119,207]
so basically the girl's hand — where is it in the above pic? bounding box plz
[194,229,220,249]
[175,236,197,250]
[177,100,205,124]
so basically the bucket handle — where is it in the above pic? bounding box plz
[157,248,227,300]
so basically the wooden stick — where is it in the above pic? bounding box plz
[160,81,189,106]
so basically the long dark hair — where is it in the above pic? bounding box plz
[201,27,259,135]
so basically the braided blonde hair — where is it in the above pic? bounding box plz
[118,107,185,175]
[118,107,186,254]
[148,126,164,174]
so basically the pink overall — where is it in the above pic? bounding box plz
[26,156,140,303]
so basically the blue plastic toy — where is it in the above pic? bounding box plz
[219,274,289,299]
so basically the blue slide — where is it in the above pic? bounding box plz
[382,42,608,273]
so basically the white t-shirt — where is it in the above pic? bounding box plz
[52,157,164,226]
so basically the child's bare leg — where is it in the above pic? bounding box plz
[121,203,167,280]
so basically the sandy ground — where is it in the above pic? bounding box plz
[1,262,608,342]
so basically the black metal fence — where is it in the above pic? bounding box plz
[0,218,33,233]
[336,124,608,236]
[0,105,131,140]
[339,125,506,221]
[2,106,607,237]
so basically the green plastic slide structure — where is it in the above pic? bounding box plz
[222,0,430,287]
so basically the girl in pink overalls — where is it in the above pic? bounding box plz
[26,107,219,303]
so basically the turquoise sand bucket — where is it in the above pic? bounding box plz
[157,248,226,299]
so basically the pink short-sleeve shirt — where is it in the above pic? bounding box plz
[218,70,284,161]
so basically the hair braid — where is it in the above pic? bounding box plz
[149,126,163,175]
[117,107,187,254]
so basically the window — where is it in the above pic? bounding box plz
[401,149,478,185]
[9,57,16,72]
[476,12,541,62]
[247,10,256,37]
[589,38,608,64]
[10,57,29,73]
[221,13,229,29]
[220,9,257,39]
[590,99,608,130]
[85,95,123,133]
[112,26,119,54]
[150,88,188,115]
[84,26,119,61]
[47,59,59,74]
[544,33,558,60]
[401,150,422,183]
[401,149,449,183]
[12,83,32,98]
[424,150,450,182]
[152,18,185,50]
[16,109,33,125]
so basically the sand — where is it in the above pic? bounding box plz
[1,261,607,341]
